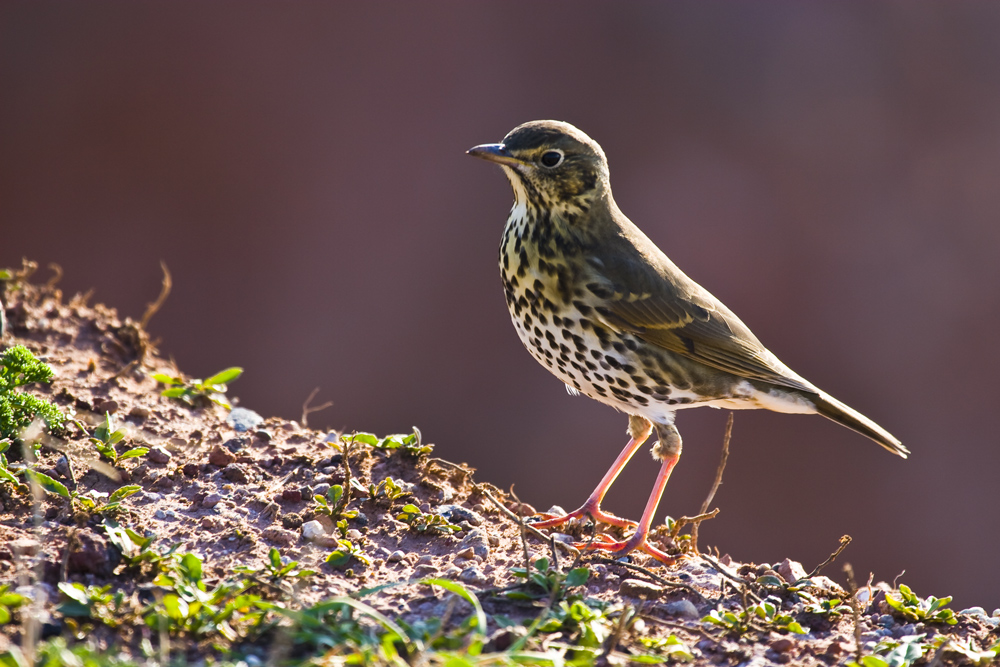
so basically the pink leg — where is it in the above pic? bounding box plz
[531,417,652,530]
[579,451,679,563]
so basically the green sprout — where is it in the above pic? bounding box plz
[84,412,148,465]
[886,584,958,625]
[153,366,242,409]
[235,547,316,583]
[799,590,852,619]
[346,428,433,457]
[313,484,358,520]
[0,344,65,439]
[0,584,28,625]
[507,557,590,601]
[367,476,409,506]
[703,597,806,636]
[326,539,371,568]
[396,504,461,534]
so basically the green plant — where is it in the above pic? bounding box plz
[313,483,358,520]
[367,476,409,505]
[0,439,23,489]
[396,503,461,534]
[326,538,371,568]
[153,366,242,409]
[0,344,65,439]
[886,584,958,625]
[703,597,806,636]
[103,517,179,568]
[235,547,316,583]
[346,428,433,457]
[0,585,28,625]
[83,412,148,465]
[57,583,129,628]
[799,590,852,619]
[847,634,946,667]
[507,557,590,601]
[637,634,695,662]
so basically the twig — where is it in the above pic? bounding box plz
[601,604,635,662]
[805,534,852,580]
[691,412,732,551]
[139,261,172,330]
[843,562,863,665]
[301,387,333,429]
[46,263,63,288]
[669,508,720,541]
[479,487,579,558]
[699,554,761,604]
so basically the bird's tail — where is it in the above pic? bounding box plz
[814,392,908,458]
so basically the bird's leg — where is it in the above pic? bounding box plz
[532,415,652,530]
[577,423,682,564]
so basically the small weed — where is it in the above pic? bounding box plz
[103,517,179,569]
[347,428,433,457]
[848,633,946,667]
[507,557,590,601]
[799,590,852,619]
[313,483,358,520]
[0,439,24,490]
[366,476,409,506]
[396,503,461,534]
[57,583,129,629]
[326,539,371,568]
[83,412,148,465]
[0,584,28,625]
[703,597,806,635]
[886,584,958,625]
[235,547,316,583]
[153,366,243,409]
[0,344,65,439]
[637,634,695,662]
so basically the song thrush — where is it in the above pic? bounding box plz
[468,120,907,563]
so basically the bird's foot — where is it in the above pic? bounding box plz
[574,532,676,565]
[530,502,637,530]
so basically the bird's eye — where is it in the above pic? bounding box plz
[539,150,564,168]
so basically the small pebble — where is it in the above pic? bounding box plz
[459,566,487,584]
[417,554,434,566]
[128,406,149,420]
[458,528,490,559]
[301,520,327,541]
[443,565,462,578]
[312,483,331,498]
[388,550,405,563]
[227,407,264,433]
[144,491,162,501]
[147,447,171,464]
[154,509,167,520]
[261,527,296,546]
[202,493,223,508]
[222,463,249,483]
[182,463,199,478]
[346,529,363,541]
[619,578,665,599]
[663,599,700,619]
[438,504,484,527]
[280,489,303,503]
[208,444,236,467]
[415,564,437,576]
[456,547,476,560]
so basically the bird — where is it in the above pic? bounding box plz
[467,120,907,563]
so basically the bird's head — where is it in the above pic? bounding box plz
[468,120,610,218]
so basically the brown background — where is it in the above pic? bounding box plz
[2,3,998,607]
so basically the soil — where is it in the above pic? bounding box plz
[0,275,997,666]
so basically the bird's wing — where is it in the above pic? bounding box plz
[585,228,817,393]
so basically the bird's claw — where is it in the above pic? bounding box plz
[529,506,638,530]
[573,535,676,564]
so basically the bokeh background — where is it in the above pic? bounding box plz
[3,3,999,607]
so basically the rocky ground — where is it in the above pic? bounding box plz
[0,267,997,666]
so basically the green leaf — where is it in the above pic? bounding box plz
[24,469,69,498]
[118,448,149,460]
[203,367,243,387]
[57,582,90,605]
[351,433,379,446]
[161,387,187,398]
[152,374,181,385]
[326,550,351,567]
[107,485,141,504]
[269,548,281,570]
[563,567,590,588]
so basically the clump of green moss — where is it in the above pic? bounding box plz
[0,344,65,439]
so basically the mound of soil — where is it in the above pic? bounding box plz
[0,276,996,665]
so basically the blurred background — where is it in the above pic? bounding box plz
[2,3,998,607]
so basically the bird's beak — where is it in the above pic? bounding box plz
[467,143,524,167]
